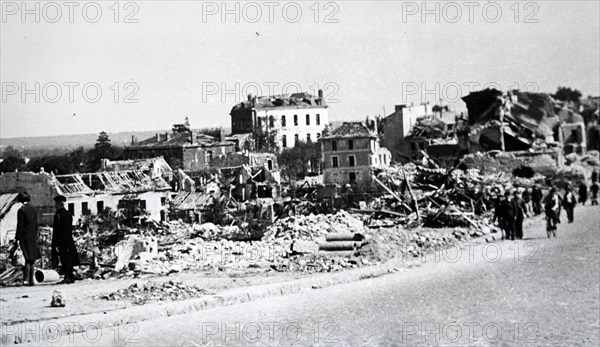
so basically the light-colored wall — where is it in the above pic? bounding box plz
[0,202,21,245]
[256,107,329,150]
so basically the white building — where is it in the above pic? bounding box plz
[230,91,329,151]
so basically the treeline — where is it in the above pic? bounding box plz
[0,132,123,174]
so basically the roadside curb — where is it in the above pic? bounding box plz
[1,259,400,344]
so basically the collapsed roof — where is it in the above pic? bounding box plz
[231,93,327,113]
[51,171,171,197]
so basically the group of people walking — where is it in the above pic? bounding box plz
[12,192,80,286]
[493,170,599,240]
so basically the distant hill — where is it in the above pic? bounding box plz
[0,128,232,152]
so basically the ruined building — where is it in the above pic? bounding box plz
[381,103,434,160]
[321,122,391,186]
[124,121,235,171]
[230,91,329,151]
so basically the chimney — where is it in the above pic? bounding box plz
[189,130,194,144]
[155,133,160,142]
[395,104,406,112]
[318,89,323,99]
[252,96,257,108]
[248,94,252,101]
[165,132,170,141]
[131,135,137,145]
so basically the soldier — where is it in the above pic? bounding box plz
[51,195,80,284]
[14,192,40,286]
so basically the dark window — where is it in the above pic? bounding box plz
[307,134,311,142]
[294,115,298,126]
[316,114,320,125]
[68,203,75,216]
[81,202,88,214]
[348,155,355,167]
[348,140,354,150]
[282,135,287,148]
[140,200,147,210]
[571,129,578,142]
[281,115,286,127]
[269,116,274,128]
[96,200,104,213]
[410,143,417,151]
[267,160,273,171]
[316,133,321,139]
[160,197,166,206]
[332,156,339,168]
[294,134,299,143]
[349,172,357,183]
[332,141,337,151]
[306,114,310,125]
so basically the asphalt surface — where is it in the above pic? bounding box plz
[12,205,600,346]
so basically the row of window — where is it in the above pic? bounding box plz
[67,200,106,216]
[281,133,321,148]
[330,139,354,151]
[331,155,356,168]
[270,114,321,127]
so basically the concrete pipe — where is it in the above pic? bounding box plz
[325,233,366,242]
[34,269,60,283]
[318,241,363,251]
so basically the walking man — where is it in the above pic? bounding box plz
[544,188,561,238]
[14,192,40,286]
[578,182,588,205]
[591,182,600,206]
[512,190,527,239]
[531,185,543,215]
[51,195,80,284]
[563,185,577,223]
[495,191,516,240]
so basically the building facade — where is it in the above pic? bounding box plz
[230,91,329,151]
[321,122,391,186]
[381,103,434,160]
[124,126,235,172]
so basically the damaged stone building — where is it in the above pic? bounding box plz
[0,170,171,226]
[124,122,235,171]
[381,103,434,160]
[321,122,391,186]
[230,91,329,151]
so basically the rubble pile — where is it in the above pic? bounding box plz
[263,211,366,241]
[96,280,214,305]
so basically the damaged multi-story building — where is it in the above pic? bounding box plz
[381,103,434,161]
[124,121,235,171]
[0,170,171,227]
[230,91,329,151]
[321,122,391,186]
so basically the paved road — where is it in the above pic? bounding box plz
[17,206,600,346]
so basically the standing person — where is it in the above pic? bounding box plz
[14,192,40,286]
[578,182,588,205]
[512,190,527,239]
[495,191,516,240]
[51,195,80,284]
[531,185,543,215]
[563,185,577,223]
[522,188,532,217]
[544,188,561,238]
[591,182,600,206]
[592,169,598,184]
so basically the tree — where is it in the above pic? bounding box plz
[88,132,122,171]
[553,87,582,104]
[0,146,26,173]
[277,141,321,180]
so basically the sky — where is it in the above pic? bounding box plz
[1,0,599,138]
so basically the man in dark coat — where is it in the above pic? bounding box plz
[512,190,527,239]
[531,185,543,215]
[494,192,516,240]
[563,185,577,223]
[14,192,40,286]
[51,195,80,284]
[578,183,588,205]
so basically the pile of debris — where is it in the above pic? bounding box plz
[96,280,214,305]
[263,211,366,241]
